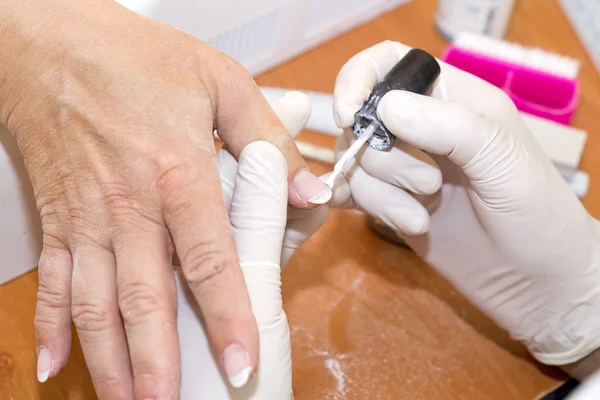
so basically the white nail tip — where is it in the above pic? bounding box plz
[229,366,253,388]
[37,369,50,383]
[307,187,332,204]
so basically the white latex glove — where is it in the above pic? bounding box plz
[567,369,600,399]
[176,92,328,400]
[330,40,600,374]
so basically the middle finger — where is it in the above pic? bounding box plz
[113,216,179,399]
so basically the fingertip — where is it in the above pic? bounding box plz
[411,209,431,236]
[290,168,332,208]
[377,90,424,131]
[223,342,254,389]
[35,245,73,382]
[271,91,312,139]
[414,168,443,196]
[377,90,438,151]
[37,347,52,383]
[35,334,73,382]
[333,99,361,128]
[388,205,430,236]
[306,186,332,205]
[429,169,444,194]
[283,91,312,122]
[347,167,431,236]
[404,195,431,235]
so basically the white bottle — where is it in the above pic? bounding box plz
[435,0,517,40]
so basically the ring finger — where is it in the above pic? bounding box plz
[70,243,133,399]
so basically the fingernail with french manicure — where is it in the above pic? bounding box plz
[223,343,252,388]
[37,347,52,383]
[293,169,332,205]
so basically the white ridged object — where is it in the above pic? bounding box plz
[114,0,413,76]
[453,32,581,80]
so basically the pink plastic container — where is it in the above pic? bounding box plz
[441,45,579,125]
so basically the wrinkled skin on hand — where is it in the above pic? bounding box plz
[0,0,328,398]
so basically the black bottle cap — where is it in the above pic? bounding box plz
[353,48,441,151]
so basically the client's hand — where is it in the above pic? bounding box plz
[330,40,600,378]
[176,92,328,399]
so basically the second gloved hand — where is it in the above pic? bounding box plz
[330,41,600,375]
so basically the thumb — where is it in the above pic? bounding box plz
[209,63,331,208]
[269,91,312,140]
[216,90,317,214]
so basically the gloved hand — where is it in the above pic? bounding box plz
[567,369,600,399]
[176,92,328,399]
[330,40,600,376]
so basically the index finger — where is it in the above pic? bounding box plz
[161,146,258,389]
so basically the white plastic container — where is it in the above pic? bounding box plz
[435,0,517,40]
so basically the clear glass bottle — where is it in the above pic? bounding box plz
[435,0,517,41]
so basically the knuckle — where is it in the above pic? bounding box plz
[100,180,163,231]
[133,367,178,396]
[218,52,254,84]
[94,375,131,400]
[41,232,69,252]
[36,261,71,331]
[71,297,115,333]
[66,203,88,223]
[182,244,236,290]
[69,229,112,253]
[155,153,210,213]
[38,196,59,221]
[34,314,56,331]
[154,154,193,196]
[36,283,70,312]
[100,180,133,211]
[38,193,110,251]
[118,282,166,326]
[34,312,65,333]
[35,169,72,203]
[38,195,65,230]
[212,54,262,105]
[263,121,294,149]
[64,207,113,249]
